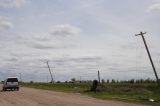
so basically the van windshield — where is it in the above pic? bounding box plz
[7,78,18,82]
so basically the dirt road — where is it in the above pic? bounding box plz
[0,87,145,106]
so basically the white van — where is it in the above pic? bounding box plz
[2,77,19,91]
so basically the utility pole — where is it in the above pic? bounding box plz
[135,32,159,83]
[98,70,101,84]
[46,61,54,83]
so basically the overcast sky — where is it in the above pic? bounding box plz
[0,0,160,82]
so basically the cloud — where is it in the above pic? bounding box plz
[50,24,81,38]
[0,16,14,30]
[27,42,71,50]
[6,58,18,61]
[0,1,159,81]
[69,57,102,63]
[18,24,81,50]
[147,3,160,13]
[49,56,103,70]
[0,0,26,8]
[18,33,76,50]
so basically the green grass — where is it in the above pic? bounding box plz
[22,82,91,93]
[22,83,160,106]
[86,92,160,106]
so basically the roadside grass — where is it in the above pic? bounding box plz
[22,83,160,106]
[22,83,91,93]
[86,92,160,106]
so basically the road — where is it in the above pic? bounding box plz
[0,87,145,106]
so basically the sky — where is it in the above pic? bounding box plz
[0,0,160,82]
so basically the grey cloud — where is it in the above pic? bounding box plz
[29,33,55,42]
[4,58,19,62]
[29,42,58,49]
[26,41,74,50]
[119,41,147,50]
[51,56,103,64]
[69,57,102,63]
[0,16,14,30]
[47,56,104,70]
[16,30,78,50]
[111,54,126,58]
[120,44,137,50]
[15,34,57,50]
[154,52,160,56]
[0,71,8,80]
[0,0,26,8]
[50,24,81,38]
[1,58,45,71]
[8,51,47,60]
[33,36,51,42]
[147,3,160,13]
[0,68,20,80]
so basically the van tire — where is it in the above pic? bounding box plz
[3,88,6,91]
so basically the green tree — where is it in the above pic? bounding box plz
[71,78,76,82]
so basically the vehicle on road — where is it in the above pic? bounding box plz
[2,77,19,91]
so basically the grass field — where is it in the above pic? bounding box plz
[22,82,160,106]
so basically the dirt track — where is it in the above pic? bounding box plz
[0,87,145,106]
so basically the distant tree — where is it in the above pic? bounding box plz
[30,81,34,83]
[71,78,76,83]
[101,79,105,84]
[56,81,61,83]
[130,79,135,84]
[135,79,140,83]
[65,81,68,83]
[86,80,92,84]
[111,79,115,83]
[120,80,124,83]
[107,79,110,83]
[140,79,144,83]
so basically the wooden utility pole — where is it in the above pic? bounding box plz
[135,32,159,83]
[98,70,101,84]
[46,61,54,83]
